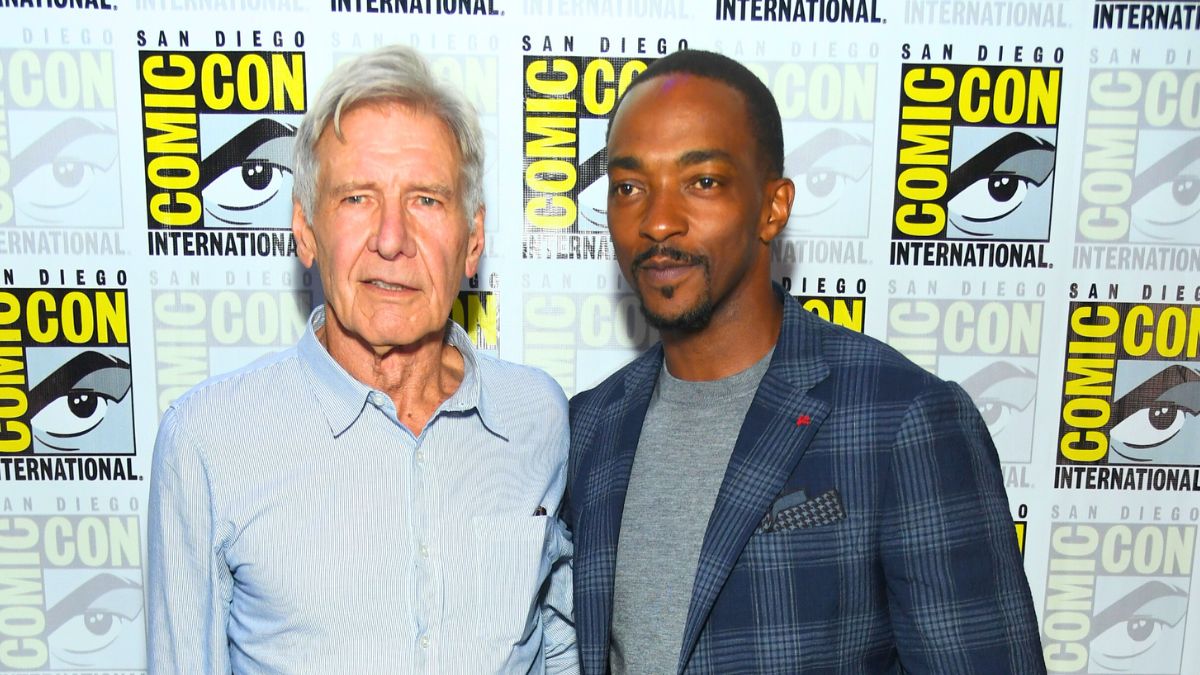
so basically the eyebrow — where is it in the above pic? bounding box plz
[947,132,1056,200]
[1112,364,1200,422]
[1088,580,1186,639]
[960,361,1035,397]
[327,182,456,200]
[786,128,870,173]
[1132,135,1200,203]
[27,351,132,417]
[12,117,116,182]
[200,119,297,189]
[46,572,143,634]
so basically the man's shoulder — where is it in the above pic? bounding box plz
[165,347,303,432]
[789,306,937,389]
[473,352,568,413]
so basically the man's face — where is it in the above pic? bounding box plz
[605,75,788,331]
[293,102,484,352]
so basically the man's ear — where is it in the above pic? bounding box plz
[292,200,317,268]
[464,206,485,278]
[759,177,795,244]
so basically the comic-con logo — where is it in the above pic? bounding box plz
[749,60,877,242]
[888,295,1044,463]
[0,49,119,229]
[891,56,1061,268]
[0,285,137,482]
[1075,68,1199,256]
[138,46,305,257]
[1057,301,1200,490]
[0,513,145,671]
[522,54,650,261]
[152,286,312,414]
[1043,521,1195,673]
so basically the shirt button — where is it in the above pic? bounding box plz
[420,635,430,649]
[419,543,430,558]
[369,392,385,406]
[415,451,425,465]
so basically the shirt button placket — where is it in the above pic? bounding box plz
[412,439,434,671]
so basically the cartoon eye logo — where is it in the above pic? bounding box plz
[205,159,291,211]
[960,362,1036,437]
[1088,580,1187,670]
[28,351,131,451]
[201,118,296,226]
[12,118,118,224]
[1109,366,1200,462]
[946,132,1055,236]
[1111,403,1191,450]
[1131,136,1200,240]
[785,128,872,219]
[47,573,144,666]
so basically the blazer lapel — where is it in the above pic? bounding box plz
[677,297,833,673]
[576,346,662,674]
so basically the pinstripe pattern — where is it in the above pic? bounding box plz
[566,291,1044,674]
[148,306,578,675]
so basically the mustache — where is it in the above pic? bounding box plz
[630,245,709,271]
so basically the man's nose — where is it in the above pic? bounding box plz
[370,200,416,259]
[640,187,687,242]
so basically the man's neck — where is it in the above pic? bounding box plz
[660,283,782,382]
[319,313,465,435]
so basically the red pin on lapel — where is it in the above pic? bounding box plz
[795,414,812,426]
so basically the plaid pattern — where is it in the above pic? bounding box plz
[566,291,1046,674]
[758,488,846,533]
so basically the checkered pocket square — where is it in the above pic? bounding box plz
[757,488,845,533]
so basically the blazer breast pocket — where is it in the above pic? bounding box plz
[755,487,846,534]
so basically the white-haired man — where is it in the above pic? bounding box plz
[148,45,577,673]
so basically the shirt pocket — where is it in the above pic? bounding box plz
[471,514,554,644]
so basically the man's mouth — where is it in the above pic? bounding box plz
[631,246,707,285]
[367,280,414,292]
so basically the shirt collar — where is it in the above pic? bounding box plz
[298,305,506,439]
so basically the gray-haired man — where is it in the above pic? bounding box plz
[147,45,577,673]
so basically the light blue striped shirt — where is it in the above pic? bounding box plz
[147,306,577,674]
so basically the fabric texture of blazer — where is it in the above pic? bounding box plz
[565,291,1046,674]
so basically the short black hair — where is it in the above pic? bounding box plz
[608,49,784,178]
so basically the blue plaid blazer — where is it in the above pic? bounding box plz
[565,293,1045,674]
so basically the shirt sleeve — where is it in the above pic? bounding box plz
[541,520,579,675]
[541,385,580,675]
[147,406,234,675]
[879,379,1046,674]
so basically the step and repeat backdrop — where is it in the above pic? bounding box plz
[2,0,1199,671]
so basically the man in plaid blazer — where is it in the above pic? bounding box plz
[564,50,1045,674]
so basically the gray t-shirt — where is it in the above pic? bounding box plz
[610,350,773,674]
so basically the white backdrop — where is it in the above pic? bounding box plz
[2,0,1199,671]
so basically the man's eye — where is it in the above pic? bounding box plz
[610,182,636,197]
[694,177,718,189]
[344,195,366,205]
[417,196,440,207]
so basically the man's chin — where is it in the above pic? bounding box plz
[639,298,714,333]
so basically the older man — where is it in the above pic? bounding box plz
[148,46,576,673]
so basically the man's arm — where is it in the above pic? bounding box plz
[541,518,579,674]
[879,379,1045,674]
[542,389,579,674]
[146,407,233,674]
